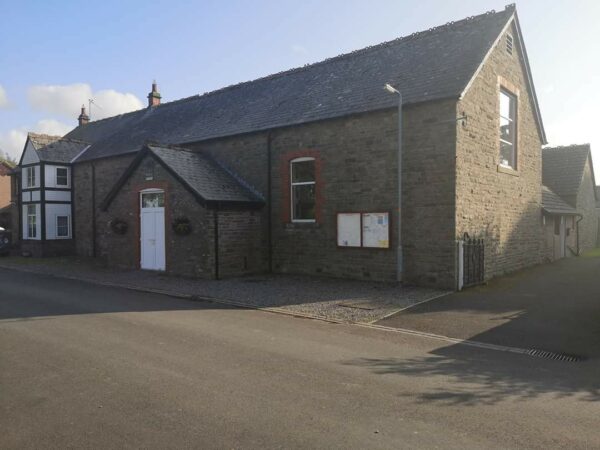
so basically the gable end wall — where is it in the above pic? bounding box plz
[456,21,543,279]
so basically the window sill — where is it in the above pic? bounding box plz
[285,222,320,229]
[497,164,519,177]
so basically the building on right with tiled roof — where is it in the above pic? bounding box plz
[542,144,599,255]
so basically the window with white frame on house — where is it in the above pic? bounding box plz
[499,89,517,169]
[56,167,69,186]
[56,215,71,238]
[290,157,316,222]
[26,167,36,188]
[27,204,37,238]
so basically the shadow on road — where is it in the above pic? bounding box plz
[344,342,600,406]
[0,269,238,322]
[378,255,600,358]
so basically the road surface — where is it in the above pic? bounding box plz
[1,269,598,449]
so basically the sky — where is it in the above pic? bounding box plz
[1,0,599,175]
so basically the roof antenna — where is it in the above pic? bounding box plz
[88,98,103,121]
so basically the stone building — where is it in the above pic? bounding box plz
[542,144,599,256]
[14,5,554,289]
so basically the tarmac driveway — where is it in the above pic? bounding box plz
[378,251,600,359]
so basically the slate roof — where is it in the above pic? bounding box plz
[68,5,525,162]
[102,145,264,209]
[542,145,592,202]
[148,145,263,204]
[35,139,90,163]
[541,185,578,215]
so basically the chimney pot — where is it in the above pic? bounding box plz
[148,81,161,107]
[78,104,90,126]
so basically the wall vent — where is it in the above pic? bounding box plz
[506,34,514,55]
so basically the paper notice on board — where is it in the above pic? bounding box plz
[362,212,389,248]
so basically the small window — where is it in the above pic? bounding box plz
[56,167,69,186]
[26,167,36,188]
[141,191,164,208]
[144,162,154,181]
[290,157,316,222]
[56,215,71,238]
[506,34,514,55]
[499,90,517,169]
[27,204,37,238]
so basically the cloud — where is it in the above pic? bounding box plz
[0,119,73,161]
[0,84,9,108]
[28,83,143,120]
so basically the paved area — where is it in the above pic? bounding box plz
[0,256,447,323]
[378,253,600,358]
[1,269,599,449]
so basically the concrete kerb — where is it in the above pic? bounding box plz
[0,264,548,360]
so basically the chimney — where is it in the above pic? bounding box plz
[78,105,89,126]
[147,81,161,107]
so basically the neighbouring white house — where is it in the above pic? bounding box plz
[16,132,89,256]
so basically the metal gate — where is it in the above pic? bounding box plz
[462,233,484,288]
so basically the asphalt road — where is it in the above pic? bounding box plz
[1,269,599,449]
[378,255,600,358]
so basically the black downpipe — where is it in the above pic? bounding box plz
[267,132,273,273]
[214,205,219,280]
[91,163,96,257]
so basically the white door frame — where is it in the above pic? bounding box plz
[140,189,166,271]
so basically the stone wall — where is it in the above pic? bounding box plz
[187,110,401,283]
[73,155,135,257]
[456,22,544,280]
[184,102,457,287]
[96,154,265,279]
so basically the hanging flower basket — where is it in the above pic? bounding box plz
[172,216,192,236]
[110,219,129,235]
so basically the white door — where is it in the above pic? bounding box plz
[140,190,165,271]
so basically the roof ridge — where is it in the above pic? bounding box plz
[27,132,62,140]
[75,5,512,128]
[544,144,591,150]
[188,7,511,102]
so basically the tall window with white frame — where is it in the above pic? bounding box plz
[26,167,36,188]
[499,89,517,169]
[290,157,316,222]
[27,204,37,239]
[56,215,71,238]
[56,167,69,186]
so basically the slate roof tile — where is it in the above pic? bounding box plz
[542,145,591,203]
[68,6,516,162]
[541,185,577,215]
[148,145,264,204]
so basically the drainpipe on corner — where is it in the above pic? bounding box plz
[384,83,403,282]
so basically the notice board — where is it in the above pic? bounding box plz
[362,212,390,248]
[337,213,361,247]
[337,212,389,249]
